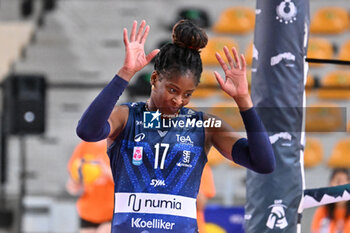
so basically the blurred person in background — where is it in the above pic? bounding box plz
[197,164,216,233]
[66,140,114,233]
[311,168,350,233]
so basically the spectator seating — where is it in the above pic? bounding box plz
[307,37,334,67]
[310,7,349,34]
[305,74,315,96]
[192,69,219,98]
[305,102,345,132]
[338,39,350,61]
[201,37,239,66]
[327,138,350,168]
[304,137,323,168]
[244,42,254,67]
[317,70,350,99]
[212,7,255,34]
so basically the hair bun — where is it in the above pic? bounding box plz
[172,19,208,51]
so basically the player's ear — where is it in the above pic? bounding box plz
[150,71,158,87]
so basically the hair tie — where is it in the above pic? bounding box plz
[187,46,200,51]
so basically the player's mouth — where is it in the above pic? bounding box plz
[169,106,180,113]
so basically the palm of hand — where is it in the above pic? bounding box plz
[214,46,249,99]
[124,43,149,73]
[120,20,159,79]
[221,68,248,98]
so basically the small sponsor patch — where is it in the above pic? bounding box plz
[134,133,145,142]
[132,146,143,166]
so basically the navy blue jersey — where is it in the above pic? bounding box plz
[108,102,208,233]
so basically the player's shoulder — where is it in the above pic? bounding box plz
[121,102,146,112]
[182,107,202,118]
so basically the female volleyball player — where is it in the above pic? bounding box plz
[76,19,275,233]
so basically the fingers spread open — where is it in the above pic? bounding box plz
[123,28,129,47]
[240,54,246,71]
[136,20,146,42]
[215,52,229,72]
[231,47,241,70]
[223,46,235,69]
[214,71,225,88]
[130,20,137,42]
[140,25,150,45]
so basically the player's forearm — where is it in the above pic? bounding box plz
[76,75,128,141]
[231,107,275,174]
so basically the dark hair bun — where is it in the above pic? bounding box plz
[172,19,208,51]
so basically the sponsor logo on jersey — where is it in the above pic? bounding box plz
[176,134,193,145]
[114,193,197,219]
[127,193,182,212]
[131,218,175,230]
[176,162,193,168]
[187,109,195,115]
[132,146,143,166]
[182,150,191,163]
[270,52,295,66]
[276,0,297,24]
[134,133,146,142]
[266,200,288,229]
[150,179,166,187]
[176,150,193,168]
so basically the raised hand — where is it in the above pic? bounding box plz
[118,20,160,81]
[214,46,252,110]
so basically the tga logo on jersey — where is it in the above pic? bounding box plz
[276,0,297,24]
[132,146,143,166]
[176,134,193,145]
[266,200,288,229]
[144,110,161,129]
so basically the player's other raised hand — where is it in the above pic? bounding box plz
[118,20,160,81]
